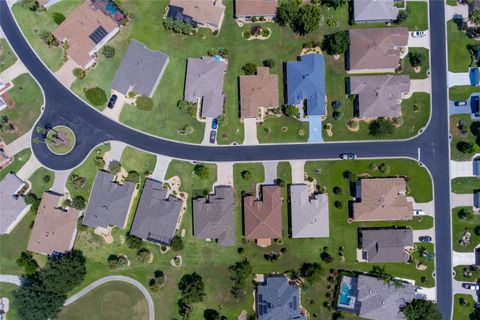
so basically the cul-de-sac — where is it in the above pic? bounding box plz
[1,0,480,319]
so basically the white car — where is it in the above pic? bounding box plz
[413,209,425,216]
[463,283,480,290]
[412,31,426,38]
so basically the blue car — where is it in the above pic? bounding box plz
[212,118,218,129]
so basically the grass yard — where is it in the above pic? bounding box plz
[0,73,43,144]
[447,0,458,6]
[453,294,477,320]
[449,85,480,101]
[450,114,479,161]
[11,1,82,71]
[0,283,19,320]
[46,126,76,155]
[257,115,308,143]
[447,20,478,72]
[165,159,217,197]
[0,148,31,180]
[28,167,54,196]
[402,2,429,31]
[452,177,480,193]
[454,265,480,281]
[57,281,149,320]
[402,47,430,79]
[66,143,110,200]
[0,38,17,72]
[452,207,480,252]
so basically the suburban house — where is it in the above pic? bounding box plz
[192,185,235,246]
[130,179,183,245]
[256,275,307,320]
[352,0,399,23]
[243,185,282,247]
[337,274,415,320]
[0,173,29,235]
[167,0,225,31]
[27,192,80,256]
[286,54,326,117]
[111,40,169,97]
[290,184,329,238]
[184,56,227,119]
[359,228,414,263]
[348,28,408,73]
[353,177,413,221]
[235,0,277,21]
[239,67,278,120]
[82,171,135,231]
[350,75,411,118]
[53,0,120,68]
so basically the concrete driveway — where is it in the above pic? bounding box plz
[53,59,78,88]
[202,118,215,145]
[0,59,28,82]
[290,160,305,184]
[452,251,476,267]
[103,141,127,166]
[263,161,278,184]
[214,162,234,186]
[451,193,474,208]
[5,130,31,155]
[447,72,470,86]
[408,197,435,217]
[50,169,71,193]
[450,160,474,178]
[308,116,323,143]
[408,32,430,49]
[445,2,469,21]
[413,228,435,242]
[452,280,479,302]
[243,118,259,145]
[151,155,171,181]
[449,99,472,114]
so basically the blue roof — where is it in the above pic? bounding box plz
[286,54,326,116]
[474,159,480,177]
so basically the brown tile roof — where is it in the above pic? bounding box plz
[239,67,278,119]
[244,185,282,240]
[53,0,117,67]
[353,178,413,221]
[348,27,408,71]
[169,0,225,28]
[235,0,277,17]
[27,193,80,255]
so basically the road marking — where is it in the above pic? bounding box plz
[418,148,421,161]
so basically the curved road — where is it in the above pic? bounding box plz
[0,0,453,318]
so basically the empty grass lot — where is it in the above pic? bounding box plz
[28,167,54,196]
[447,19,477,73]
[451,177,480,193]
[450,114,479,161]
[453,294,477,320]
[0,73,43,144]
[452,207,480,252]
[57,281,149,320]
[0,38,17,72]
[0,148,31,180]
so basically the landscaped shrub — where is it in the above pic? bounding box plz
[72,68,85,79]
[242,62,257,75]
[108,160,122,175]
[321,0,347,9]
[322,31,349,55]
[21,0,38,11]
[299,262,322,283]
[332,186,343,195]
[72,195,86,210]
[262,59,275,68]
[332,100,342,110]
[177,100,197,117]
[163,17,194,35]
[276,178,286,188]
[42,175,51,183]
[378,163,390,174]
[171,235,184,251]
[408,51,425,68]
[136,95,153,111]
[40,31,59,47]
[282,105,300,118]
[332,111,343,120]
[16,251,38,274]
[126,234,143,249]
[51,12,65,25]
[458,208,474,221]
[241,170,251,180]
[369,117,394,136]
[261,28,270,37]
[94,156,105,169]
[457,141,478,154]
[250,25,262,36]
[137,247,153,263]
[334,200,343,209]
[126,170,140,184]
[194,164,209,179]
[84,87,107,106]
[149,270,165,292]
[395,10,408,24]
[102,45,115,58]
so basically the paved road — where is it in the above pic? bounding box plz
[64,276,154,320]
[0,0,453,318]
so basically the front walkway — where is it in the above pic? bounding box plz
[0,59,28,82]
[452,251,476,267]
[243,118,259,145]
[450,160,474,179]
[308,116,323,143]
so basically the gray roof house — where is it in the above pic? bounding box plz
[337,274,415,320]
[350,75,410,118]
[0,173,29,234]
[360,228,414,263]
[184,56,226,118]
[192,185,235,246]
[83,171,135,229]
[353,0,399,23]
[256,275,307,320]
[290,184,329,238]
[111,40,169,97]
[130,178,183,245]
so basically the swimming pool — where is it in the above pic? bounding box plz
[339,282,352,305]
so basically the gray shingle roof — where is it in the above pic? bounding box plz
[130,178,183,245]
[290,184,329,238]
[337,275,415,320]
[111,40,169,97]
[192,185,235,246]
[360,228,413,263]
[83,171,135,229]
[353,0,399,22]
[185,56,226,118]
[0,173,29,234]
[256,276,307,320]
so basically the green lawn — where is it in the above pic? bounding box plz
[0,283,19,319]
[257,116,308,143]
[0,38,17,72]
[452,177,480,194]
[57,281,149,320]
[453,294,477,320]
[12,0,82,71]
[447,0,458,6]
[452,207,480,252]
[0,148,31,180]
[402,48,429,79]
[46,126,76,155]
[455,265,480,281]
[66,143,110,200]
[447,19,478,72]
[165,159,217,197]
[0,73,43,144]
[28,167,54,196]
[449,86,480,101]
[450,114,479,161]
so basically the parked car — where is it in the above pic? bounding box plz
[209,130,216,144]
[413,209,425,216]
[419,236,432,242]
[454,100,468,107]
[463,283,480,290]
[107,94,118,109]
[212,118,218,129]
[411,31,426,38]
[340,153,357,160]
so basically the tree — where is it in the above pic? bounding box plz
[72,195,86,210]
[342,170,357,182]
[322,31,349,55]
[51,12,65,25]
[163,17,194,35]
[457,141,476,154]
[263,59,275,68]
[294,4,321,34]
[458,208,474,221]
[177,100,197,117]
[126,170,140,184]
[204,309,226,320]
[136,95,153,111]
[13,280,66,320]
[194,164,209,179]
[282,105,300,118]
[395,10,409,24]
[126,234,143,249]
[149,270,165,292]
[276,0,300,26]
[369,117,394,136]
[101,45,115,58]
[94,156,105,169]
[171,235,184,251]
[16,251,38,275]
[400,299,442,320]
[24,193,41,211]
[408,51,425,68]
[471,9,480,25]
[40,250,86,294]
[137,247,152,263]
[241,170,251,180]
[84,87,107,106]
[321,0,347,9]
[21,0,38,10]
[108,160,122,174]
[41,32,58,47]
[178,272,205,304]
[299,262,322,283]
[229,258,252,299]
[242,63,257,75]
[73,68,85,79]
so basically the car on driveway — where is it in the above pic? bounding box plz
[107,94,117,109]
[212,118,218,129]
[209,130,216,144]
[340,153,357,160]
[454,100,468,107]
[463,283,480,290]
[419,236,432,242]
[411,31,426,38]
[413,209,425,216]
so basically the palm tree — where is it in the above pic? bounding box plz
[246,313,256,320]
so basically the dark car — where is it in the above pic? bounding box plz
[454,100,468,107]
[212,118,218,129]
[419,236,432,242]
[209,130,216,144]
[107,94,118,109]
